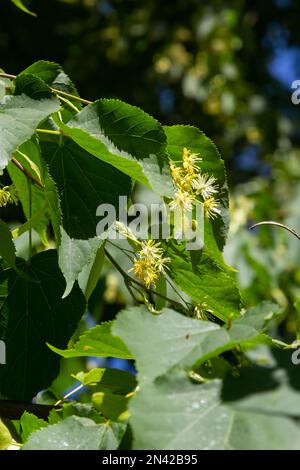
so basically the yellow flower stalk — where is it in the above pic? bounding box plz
[182,147,202,175]
[169,161,184,187]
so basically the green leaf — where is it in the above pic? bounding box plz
[9,137,62,246]
[58,227,106,298]
[240,301,284,331]
[15,73,52,100]
[93,391,129,422]
[20,411,48,443]
[12,204,48,240]
[41,139,132,239]
[0,93,60,172]
[0,250,86,401]
[73,368,105,386]
[18,61,82,122]
[113,306,265,384]
[8,138,50,244]
[48,402,104,425]
[130,363,300,450]
[41,158,62,246]
[70,368,137,395]
[165,125,229,252]
[82,243,105,300]
[23,415,126,450]
[167,242,241,322]
[20,60,80,99]
[10,0,36,16]
[0,219,16,267]
[155,274,167,310]
[49,321,133,360]
[59,99,174,197]
[0,419,12,450]
[93,368,137,396]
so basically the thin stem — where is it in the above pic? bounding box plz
[54,383,84,407]
[51,88,92,105]
[28,180,32,258]
[35,128,61,136]
[125,279,140,304]
[0,72,16,80]
[250,221,300,241]
[166,275,191,310]
[104,247,135,281]
[106,239,135,261]
[104,248,187,311]
[12,157,44,189]
[58,95,81,113]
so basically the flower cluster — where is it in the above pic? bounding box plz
[0,185,18,208]
[130,239,170,288]
[115,222,170,288]
[169,147,221,219]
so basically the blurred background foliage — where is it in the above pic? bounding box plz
[2,0,300,343]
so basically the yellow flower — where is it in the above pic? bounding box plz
[170,160,197,192]
[130,239,170,288]
[0,188,10,207]
[192,173,218,199]
[203,197,221,220]
[154,256,171,273]
[169,161,184,186]
[169,190,196,212]
[139,239,164,261]
[0,185,18,208]
[180,174,198,192]
[144,270,159,289]
[131,258,158,288]
[131,257,159,288]
[182,147,202,174]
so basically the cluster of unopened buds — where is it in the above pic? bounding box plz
[115,221,170,289]
[169,147,221,220]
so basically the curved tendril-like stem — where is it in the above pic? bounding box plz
[250,221,300,241]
